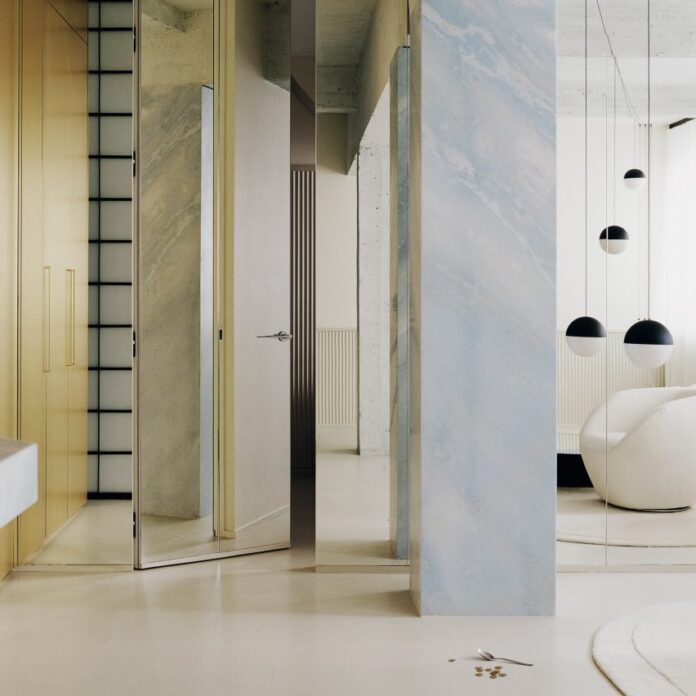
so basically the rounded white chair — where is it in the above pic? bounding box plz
[580,386,696,511]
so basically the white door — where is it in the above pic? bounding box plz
[219,0,291,553]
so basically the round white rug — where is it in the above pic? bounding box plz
[594,601,696,695]
[558,489,696,547]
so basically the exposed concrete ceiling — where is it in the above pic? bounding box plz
[557,0,696,119]
[316,0,378,112]
[317,0,377,65]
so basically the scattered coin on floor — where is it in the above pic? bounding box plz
[499,673,507,678]
[448,658,456,663]
[475,673,483,677]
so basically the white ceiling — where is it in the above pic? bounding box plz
[557,0,696,119]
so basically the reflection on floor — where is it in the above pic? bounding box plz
[558,487,696,566]
[141,507,290,564]
[22,498,291,567]
[28,500,132,566]
[316,426,408,568]
[5,532,696,694]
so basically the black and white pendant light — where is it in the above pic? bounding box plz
[566,316,608,357]
[625,319,673,369]
[623,167,646,191]
[566,0,606,358]
[599,225,629,254]
[623,0,673,369]
[599,33,629,257]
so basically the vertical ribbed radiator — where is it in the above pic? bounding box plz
[291,168,316,472]
[316,329,357,425]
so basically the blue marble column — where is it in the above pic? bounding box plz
[409,0,557,615]
[390,47,410,560]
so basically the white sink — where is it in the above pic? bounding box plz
[0,439,38,529]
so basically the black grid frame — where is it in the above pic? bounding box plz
[88,0,134,497]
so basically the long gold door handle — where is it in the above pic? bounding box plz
[43,267,51,373]
[66,269,75,367]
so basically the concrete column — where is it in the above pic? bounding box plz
[390,47,410,560]
[409,0,557,615]
[357,92,390,455]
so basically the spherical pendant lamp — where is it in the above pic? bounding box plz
[566,316,607,357]
[624,319,673,369]
[622,3,674,371]
[623,168,646,191]
[599,225,629,255]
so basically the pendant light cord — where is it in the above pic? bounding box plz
[613,65,617,224]
[584,0,589,315]
[594,0,641,124]
[603,0,610,567]
[647,0,652,319]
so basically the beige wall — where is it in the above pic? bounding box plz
[317,113,357,329]
[231,0,291,530]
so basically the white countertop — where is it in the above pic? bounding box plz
[0,439,38,529]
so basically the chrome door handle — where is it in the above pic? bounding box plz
[256,331,292,342]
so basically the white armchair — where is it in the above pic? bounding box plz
[580,387,696,511]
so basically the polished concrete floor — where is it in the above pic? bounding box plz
[316,446,408,568]
[28,500,132,566]
[24,499,290,567]
[4,535,696,695]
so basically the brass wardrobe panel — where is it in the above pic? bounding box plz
[48,0,88,42]
[66,39,88,516]
[0,0,19,580]
[43,2,88,537]
[17,0,48,563]
[65,4,89,521]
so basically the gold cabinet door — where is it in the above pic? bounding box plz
[44,2,87,537]
[17,0,48,563]
[63,4,88,518]
[47,0,88,41]
[0,0,19,579]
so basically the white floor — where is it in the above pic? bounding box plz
[5,537,696,694]
[558,487,696,567]
[316,426,408,567]
[28,500,132,566]
[23,499,290,567]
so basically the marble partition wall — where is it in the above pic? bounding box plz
[409,0,557,615]
[139,84,205,519]
[389,47,410,561]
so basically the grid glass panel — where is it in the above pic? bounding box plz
[89,1,134,496]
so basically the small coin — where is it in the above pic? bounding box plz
[485,668,492,672]
[490,674,497,679]
[448,659,456,663]
[475,673,483,677]
[499,673,507,678]
[475,667,483,672]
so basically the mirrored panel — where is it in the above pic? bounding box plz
[138,0,217,563]
[557,0,696,568]
[314,1,410,568]
[136,0,292,566]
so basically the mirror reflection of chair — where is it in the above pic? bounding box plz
[580,387,696,511]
